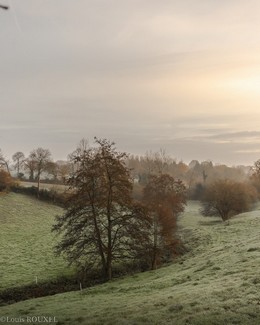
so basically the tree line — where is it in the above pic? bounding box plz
[0,148,70,197]
[0,144,252,200]
[1,139,260,281]
[51,139,260,280]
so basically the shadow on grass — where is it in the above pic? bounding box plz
[198,220,222,226]
[0,273,106,306]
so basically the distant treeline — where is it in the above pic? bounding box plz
[0,143,255,202]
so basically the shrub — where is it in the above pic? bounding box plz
[201,180,257,221]
[0,170,15,192]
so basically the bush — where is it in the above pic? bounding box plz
[201,180,257,221]
[0,170,15,192]
[10,185,68,206]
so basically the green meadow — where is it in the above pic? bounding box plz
[0,195,259,324]
[0,193,71,290]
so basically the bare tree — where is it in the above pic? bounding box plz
[144,149,172,175]
[45,161,59,182]
[0,150,10,175]
[24,158,37,181]
[56,161,71,184]
[45,160,71,184]
[12,151,25,177]
[27,148,52,197]
[67,138,89,175]
[251,159,260,177]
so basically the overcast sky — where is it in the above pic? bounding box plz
[1,0,260,165]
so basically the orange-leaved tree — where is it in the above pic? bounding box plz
[142,174,186,270]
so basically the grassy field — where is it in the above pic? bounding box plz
[0,199,259,324]
[0,193,71,290]
[20,182,68,193]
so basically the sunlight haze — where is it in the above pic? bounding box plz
[1,0,260,165]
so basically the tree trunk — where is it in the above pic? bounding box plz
[17,159,20,176]
[151,217,158,270]
[5,162,10,175]
[91,203,107,277]
[106,254,112,280]
[29,170,34,181]
[106,218,112,280]
[151,250,157,270]
[37,175,40,198]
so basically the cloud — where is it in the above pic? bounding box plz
[203,132,260,145]
[1,0,260,166]
[235,149,260,154]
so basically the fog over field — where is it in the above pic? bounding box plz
[1,1,260,164]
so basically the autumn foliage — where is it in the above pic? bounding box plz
[53,138,150,280]
[142,174,186,269]
[0,170,14,192]
[201,180,257,221]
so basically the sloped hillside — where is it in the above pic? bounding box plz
[0,193,70,290]
[0,201,259,324]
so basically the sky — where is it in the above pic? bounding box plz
[1,0,260,165]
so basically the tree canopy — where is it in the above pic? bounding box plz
[53,138,150,280]
[142,174,186,269]
[201,180,257,221]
